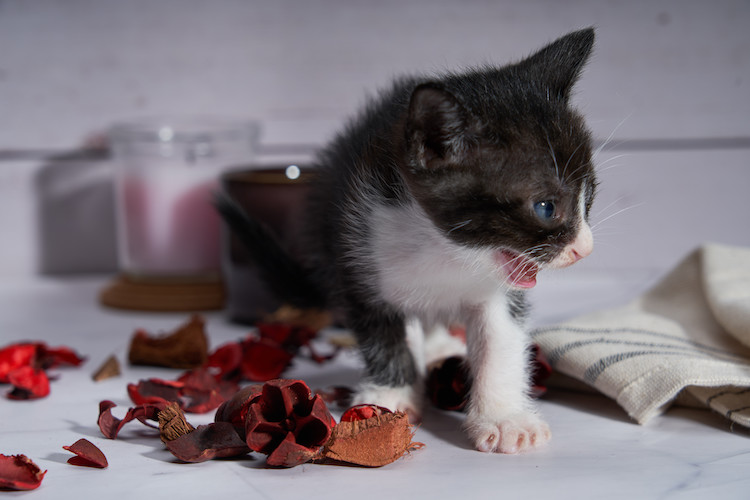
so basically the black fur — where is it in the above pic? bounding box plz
[221,29,597,391]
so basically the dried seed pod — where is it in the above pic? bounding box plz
[321,406,423,467]
[159,402,195,442]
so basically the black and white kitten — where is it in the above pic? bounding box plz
[219,28,597,454]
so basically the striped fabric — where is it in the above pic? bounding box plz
[532,244,750,427]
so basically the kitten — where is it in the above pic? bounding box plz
[218,28,597,454]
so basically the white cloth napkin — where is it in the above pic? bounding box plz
[532,244,750,427]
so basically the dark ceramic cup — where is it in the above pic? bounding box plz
[220,165,313,324]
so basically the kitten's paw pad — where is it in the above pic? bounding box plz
[467,414,550,454]
[352,383,423,424]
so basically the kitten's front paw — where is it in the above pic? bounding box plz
[465,413,550,454]
[352,383,423,424]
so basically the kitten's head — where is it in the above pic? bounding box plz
[401,28,597,289]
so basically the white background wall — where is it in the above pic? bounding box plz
[1,0,749,277]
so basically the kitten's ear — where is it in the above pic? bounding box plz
[406,83,473,169]
[522,27,595,100]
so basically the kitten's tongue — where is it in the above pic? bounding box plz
[495,250,539,289]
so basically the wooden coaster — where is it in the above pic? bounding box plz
[99,275,225,312]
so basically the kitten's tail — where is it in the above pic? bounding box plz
[214,194,326,310]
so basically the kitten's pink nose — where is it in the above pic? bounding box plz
[560,224,593,267]
[569,228,593,263]
[570,247,587,264]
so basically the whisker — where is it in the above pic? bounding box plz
[593,113,632,159]
[590,203,644,231]
[591,196,627,220]
[561,141,586,181]
[447,219,472,234]
[545,133,560,178]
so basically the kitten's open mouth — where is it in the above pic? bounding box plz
[495,250,539,289]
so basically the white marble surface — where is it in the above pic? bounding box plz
[1,274,749,499]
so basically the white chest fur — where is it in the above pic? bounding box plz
[367,202,502,313]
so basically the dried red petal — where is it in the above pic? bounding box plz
[0,454,46,491]
[214,384,263,434]
[6,366,50,400]
[127,379,182,406]
[164,422,250,463]
[341,404,392,422]
[531,344,552,397]
[240,338,294,382]
[127,369,238,415]
[426,345,551,412]
[0,344,37,383]
[256,323,294,345]
[206,342,243,379]
[426,356,470,411]
[63,438,108,468]
[38,345,86,369]
[98,400,166,439]
[265,432,318,467]
[243,379,335,467]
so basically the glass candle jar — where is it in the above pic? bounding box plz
[110,117,261,281]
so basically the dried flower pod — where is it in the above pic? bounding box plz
[321,405,423,467]
[98,400,165,439]
[214,384,263,434]
[0,454,46,490]
[92,355,121,382]
[63,438,108,468]
[158,402,195,442]
[164,422,251,463]
[243,379,336,467]
[128,315,209,369]
[426,356,470,411]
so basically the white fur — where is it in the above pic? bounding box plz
[354,198,591,452]
[423,321,467,366]
[351,201,552,452]
[548,184,593,269]
[351,382,423,422]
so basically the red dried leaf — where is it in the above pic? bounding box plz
[256,323,295,345]
[63,438,108,468]
[98,400,166,439]
[243,379,335,467]
[164,422,250,463]
[425,356,470,411]
[127,379,182,406]
[206,342,243,380]
[6,366,50,400]
[425,345,551,411]
[181,376,238,414]
[127,370,238,414]
[530,344,552,397]
[239,339,294,382]
[0,344,37,383]
[0,454,46,491]
[38,345,86,369]
[214,384,263,434]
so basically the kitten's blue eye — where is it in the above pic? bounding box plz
[533,201,556,221]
